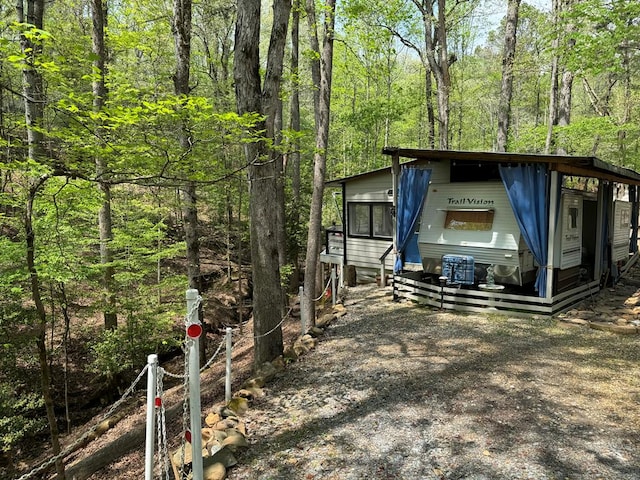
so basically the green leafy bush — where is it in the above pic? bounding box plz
[89,307,181,379]
[0,385,46,454]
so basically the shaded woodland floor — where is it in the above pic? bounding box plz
[11,274,640,479]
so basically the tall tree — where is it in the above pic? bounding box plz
[172,0,200,293]
[343,0,478,151]
[563,0,639,160]
[496,0,521,152]
[234,0,290,368]
[16,0,65,476]
[545,0,577,154]
[556,0,576,155]
[288,0,302,291]
[302,0,336,326]
[545,0,561,153]
[414,0,452,149]
[91,0,117,330]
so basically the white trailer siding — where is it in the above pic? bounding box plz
[343,174,394,271]
[554,193,583,269]
[424,161,449,184]
[347,174,393,201]
[345,237,394,270]
[613,201,631,262]
[418,181,536,285]
[342,162,447,272]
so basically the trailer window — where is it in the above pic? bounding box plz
[620,208,630,228]
[372,204,393,237]
[348,203,393,239]
[568,207,579,230]
[349,204,371,235]
[444,210,494,231]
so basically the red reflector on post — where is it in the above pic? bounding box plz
[186,323,203,339]
[185,430,192,443]
[155,397,162,408]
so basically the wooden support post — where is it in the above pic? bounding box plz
[391,152,401,279]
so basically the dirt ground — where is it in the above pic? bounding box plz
[16,277,640,480]
[225,285,640,480]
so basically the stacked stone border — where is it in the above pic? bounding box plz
[558,272,640,335]
[170,303,348,480]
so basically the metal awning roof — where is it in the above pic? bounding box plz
[326,148,640,186]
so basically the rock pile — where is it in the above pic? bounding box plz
[170,302,348,479]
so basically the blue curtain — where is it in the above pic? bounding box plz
[499,164,550,296]
[395,167,432,273]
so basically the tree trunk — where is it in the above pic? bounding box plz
[289,0,302,292]
[415,0,450,149]
[172,0,206,362]
[556,68,574,155]
[234,0,289,369]
[263,0,290,288]
[618,35,631,160]
[422,62,435,148]
[556,0,576,155]
[545,0,580,154]
[18,0,65,476]
[544,21,559,154]
[303,0,336,327]
[17,0,45,160]
[260,0,290,350]
[435,0,450,149]
[27,182,66,480]
[91,0,117,330]
[172,0,200,291]
[305,0,321,120]
[496,0,521,152]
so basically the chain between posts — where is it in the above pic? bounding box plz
[13,364,150,480]
[156,369,171,480]
[16,290,284,480]
[178,338,191,480]
[252,307,292,339]
[312,276,333,302]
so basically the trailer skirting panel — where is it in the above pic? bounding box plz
[393,272,600,316]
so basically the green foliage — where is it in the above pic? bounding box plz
[0,385,46,453]
[565,0,640,76]
[280,263,295,288]
[89,302,181,379]
[0,304,43,455]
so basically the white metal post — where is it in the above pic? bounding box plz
[225,327,232,403]
[331,266,337,306]
[186,289,203,480]
[299,286,307,334]
[144,354,158,480]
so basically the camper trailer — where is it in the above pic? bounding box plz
[418,181,537,286]
[418,182,591,288]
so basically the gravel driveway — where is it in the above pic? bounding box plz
[227,284,640,480]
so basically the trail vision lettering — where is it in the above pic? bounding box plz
[447,198,495,206]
